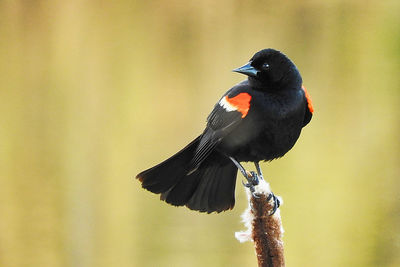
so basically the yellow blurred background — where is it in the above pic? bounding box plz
[1,0,399,266]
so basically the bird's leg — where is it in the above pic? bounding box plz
[229,157,259,198]
[229,157,248,178]
[254,161,264,180]
[254,161,280,215]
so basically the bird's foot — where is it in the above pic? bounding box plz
[267,192,281,216]
[229,157,280,215]
[241,171,260,198]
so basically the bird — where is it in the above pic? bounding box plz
[136,48,313,214]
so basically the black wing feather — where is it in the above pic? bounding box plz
[188,98,243,172]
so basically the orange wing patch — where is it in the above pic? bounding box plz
[302,85,314,114]
[225,93,252,118]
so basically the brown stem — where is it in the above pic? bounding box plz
[251,193,285,267]
[235,178,285,267]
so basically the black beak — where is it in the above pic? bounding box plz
[233,62,258,77]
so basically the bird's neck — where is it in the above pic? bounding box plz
[248,76,302,91]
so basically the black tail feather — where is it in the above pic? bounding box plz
[136,137,238,213]
[137,137,201,194]
[161,166,206,206]
[186,154,237,213]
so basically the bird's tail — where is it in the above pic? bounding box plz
[136,136,238,213]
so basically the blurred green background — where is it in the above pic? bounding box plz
[1,0,399,266]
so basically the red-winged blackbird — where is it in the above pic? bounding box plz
[136,49,313,213]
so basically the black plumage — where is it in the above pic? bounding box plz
[136,49,313,213]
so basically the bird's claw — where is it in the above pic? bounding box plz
[246,171,259,186]
[241,181,260,198]
[241,171,260,197]
[266,192,280,216]
[229,158,280,214]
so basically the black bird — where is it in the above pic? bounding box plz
[136,49,313,213]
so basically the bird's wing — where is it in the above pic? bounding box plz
[188,91,252,172]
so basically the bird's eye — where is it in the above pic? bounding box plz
[262,63,270,70]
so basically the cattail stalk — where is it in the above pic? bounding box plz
[235,177,285,267]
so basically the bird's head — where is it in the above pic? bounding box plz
[233,49,302,90]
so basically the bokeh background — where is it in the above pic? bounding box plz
[1,0,399,266]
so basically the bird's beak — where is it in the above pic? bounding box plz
[233,62,258,77]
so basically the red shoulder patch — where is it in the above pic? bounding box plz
[225,93,252,118]
[302,85,314,114]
